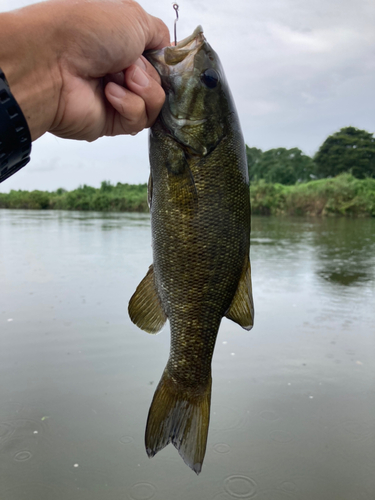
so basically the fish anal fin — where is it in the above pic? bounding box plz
[145,369,211,475]
[128,265,167,334]
[225,257,254,330]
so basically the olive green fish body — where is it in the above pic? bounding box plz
[129,27,254,474]
[151,123,249,384]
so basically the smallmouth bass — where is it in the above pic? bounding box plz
[128,26,254,474]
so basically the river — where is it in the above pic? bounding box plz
[0,210,374,500]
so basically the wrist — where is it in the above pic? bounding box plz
[0,5,62,141]
[0,68,31,183]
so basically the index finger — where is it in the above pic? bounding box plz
[144,14,171,51]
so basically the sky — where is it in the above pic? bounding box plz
[0,0,374,192]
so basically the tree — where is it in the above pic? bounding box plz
[247,146,316,185]
[314,127,375,179]
[246,146,263,181]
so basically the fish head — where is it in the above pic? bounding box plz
[145,26,235,156]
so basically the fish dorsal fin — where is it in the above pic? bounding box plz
[128,265,167,334]
[225,257,254,330]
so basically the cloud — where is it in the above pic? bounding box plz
[0,0,374,191]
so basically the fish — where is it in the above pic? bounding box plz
[128,26,254,474]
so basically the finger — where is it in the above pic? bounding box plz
[134,56,161,85]
[124,62,165,126]
[104,57,159,88]
[105,71,125,86]
[105,83,151,136]
[104,58,165,136]
[145,14,170,51]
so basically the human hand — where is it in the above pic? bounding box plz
[0,0,170,142]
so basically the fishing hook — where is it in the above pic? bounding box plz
[173,3,179,46]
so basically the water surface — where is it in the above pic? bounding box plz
[0,210,374,499]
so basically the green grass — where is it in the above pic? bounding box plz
[250,174,375,217]
[1,174,374,217]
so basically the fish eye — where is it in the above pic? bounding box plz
[200,68,220,89]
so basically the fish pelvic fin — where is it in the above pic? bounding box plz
[128,265,167,334]
[145,369,212,475]
[225,256,254,330]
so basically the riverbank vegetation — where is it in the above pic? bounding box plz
[0,181,148,212]
[250,174,375,217]
[1,126,374,216]
[1,174,374,217]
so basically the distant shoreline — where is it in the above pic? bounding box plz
[0,174,374,217]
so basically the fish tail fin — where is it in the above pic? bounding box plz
[145,369,212,475]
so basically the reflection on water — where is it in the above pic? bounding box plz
[310,217,375,287]
[318,269,370,286]
[0,210,374,500]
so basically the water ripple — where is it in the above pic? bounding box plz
[214,443,231,454]
[14,450,33,462]
[129,482,156,500]
[119,435,134,445]
[260,410,280,422]
[224,475,257,498]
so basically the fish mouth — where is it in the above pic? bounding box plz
[171,116,207,127]
[145,26,205,74]
[175,25,205,49]
[164,26,205,65]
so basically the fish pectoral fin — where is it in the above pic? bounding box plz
[128,265,167,334]
[162,136,198,210]
[167,164,198,211]
[147,173,153,209]
[225,257,254,330]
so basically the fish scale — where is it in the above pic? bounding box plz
[128,25,254,474]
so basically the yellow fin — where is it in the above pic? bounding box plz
[128,265,167,334]
[150,126,198,211]
[145,368,211,475]
[225,257,254,330]
[167,165,198,212]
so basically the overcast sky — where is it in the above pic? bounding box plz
[0,0,374,192]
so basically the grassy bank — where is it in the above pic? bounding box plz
[1,174,374,216]
[0,181,148,212]
[250,174,375,217]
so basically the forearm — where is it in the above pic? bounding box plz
[0,4,62,141]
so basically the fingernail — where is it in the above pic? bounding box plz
[134,57,147,71]
[108,83,126,99]
[132,66,149,87]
